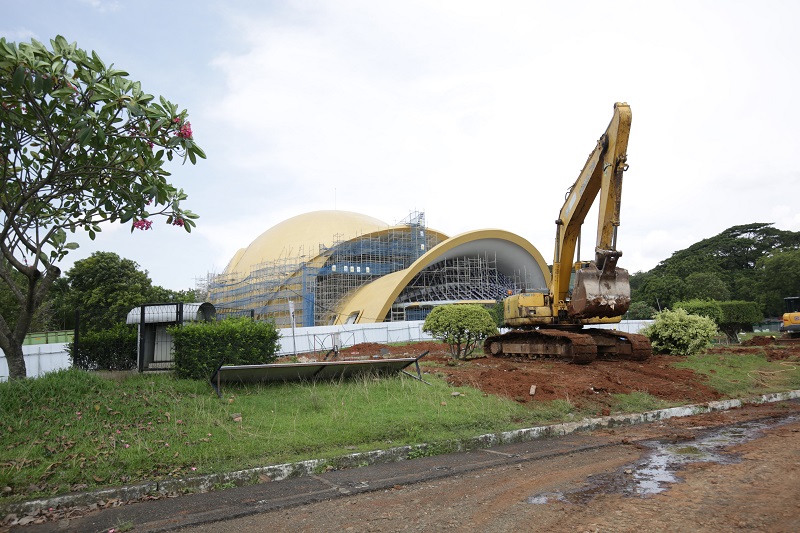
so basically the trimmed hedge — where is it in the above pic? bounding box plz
[673,299,723,323]
[718,300,763,342]
[68,323,137,371]
[169,317,281,380]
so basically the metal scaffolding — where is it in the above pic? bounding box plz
[203,212,436,327]
[201,211,532,326]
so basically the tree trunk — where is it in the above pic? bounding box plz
[2,338,27,380]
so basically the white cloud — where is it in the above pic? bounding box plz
[5,0,800,289]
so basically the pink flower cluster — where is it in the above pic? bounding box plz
[172,218,185,227]
[133,219,153,230]
[177,121,193,139]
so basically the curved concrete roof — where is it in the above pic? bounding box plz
[335,229,551,324]
[225,210,391,275]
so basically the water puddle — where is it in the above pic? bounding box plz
[528,414,797,505]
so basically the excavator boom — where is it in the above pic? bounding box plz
[554,102,632,319]
[484,103,651,363]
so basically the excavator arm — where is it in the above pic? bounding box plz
[550,102,632,320]
[485,102,650,363]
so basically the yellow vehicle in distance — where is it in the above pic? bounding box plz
[781,297,800,339]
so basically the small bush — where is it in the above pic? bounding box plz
[640,308,718,356]
[422,304,498,359]
[626,301,657,320]
[170,317,281,380]
[68,323,137,370]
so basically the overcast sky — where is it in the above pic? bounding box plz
[4,0,799,290]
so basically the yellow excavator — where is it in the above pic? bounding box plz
[780,297,800,339]
[484,102,652,363]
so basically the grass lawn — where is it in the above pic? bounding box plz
[0,367,576,503]
[1,345,798,504]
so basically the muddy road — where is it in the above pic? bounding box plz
[176,402,800,533]
[22,400,797,533]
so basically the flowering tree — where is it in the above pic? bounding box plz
[0,36,204,379]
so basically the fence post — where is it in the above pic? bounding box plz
[138,305,146,373]
[73,309,80,356]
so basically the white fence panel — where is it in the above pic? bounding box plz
[276,321,434,356]
[0,343,71,382]
[590,320,653,334]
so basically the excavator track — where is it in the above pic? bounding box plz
[581,329,652,361]
[483,329,597,364]
[483,328,651,364]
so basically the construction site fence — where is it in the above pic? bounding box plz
[277,321,435,357]
[274,319,654,358]
[0,343,71,382]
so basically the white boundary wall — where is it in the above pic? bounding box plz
[0,343,71,381]
[276,320,435,356]
[1,320,654,379]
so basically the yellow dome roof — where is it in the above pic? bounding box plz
[225,210,390,275]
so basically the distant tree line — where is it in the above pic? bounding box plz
[628,223,800,319]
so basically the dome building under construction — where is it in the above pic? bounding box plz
[205,210,550,328]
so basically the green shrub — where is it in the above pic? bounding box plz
[640,308,718,356]
[673,299,723,323]
[170,317,281,380]
[422,304,498,359]
[626,301,657,320]
[67,323,137,370]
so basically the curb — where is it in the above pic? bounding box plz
[5,389,800,517]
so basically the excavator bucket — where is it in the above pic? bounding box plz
[568,263,631,319]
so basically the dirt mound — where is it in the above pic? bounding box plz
[741,335,779,346]
[341,342,721,411]
[704,341,799,361]
[336,339,800,412]
[431,355,721,409]
[340,342,448,357]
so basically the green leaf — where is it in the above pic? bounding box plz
[65,242,80,250]
[126,102,143,116]
[53,228,67,245]
[77,127,93,146]
[12,65,26,89]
